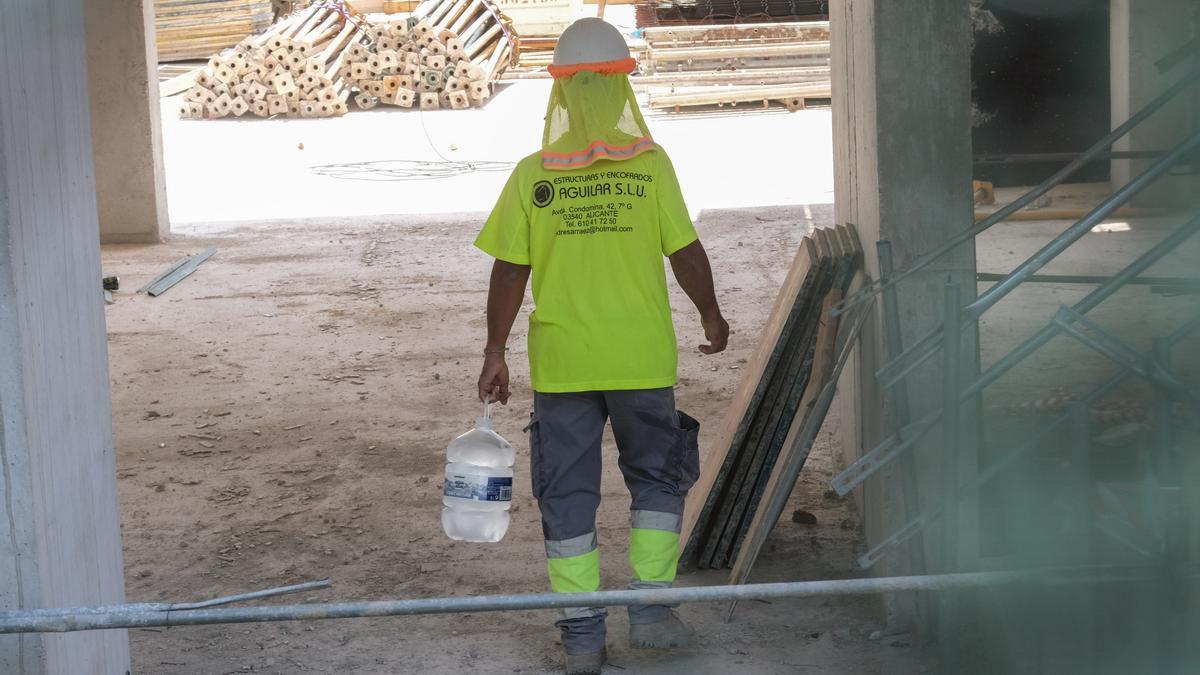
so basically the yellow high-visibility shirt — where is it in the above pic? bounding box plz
[475,148,698,393]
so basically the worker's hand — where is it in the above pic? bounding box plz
[478,353,511,404]
[699,314,729,355]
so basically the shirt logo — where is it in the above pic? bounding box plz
[532,181,554,208]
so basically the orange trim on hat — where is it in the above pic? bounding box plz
[547,57,636,79]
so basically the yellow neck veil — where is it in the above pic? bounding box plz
[541,71,656,171]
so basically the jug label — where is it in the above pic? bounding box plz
[444,474,512,502]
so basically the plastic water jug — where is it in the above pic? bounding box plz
[442,400,515,543]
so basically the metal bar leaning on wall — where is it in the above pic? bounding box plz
[831,211,1200,499]
[830,70,1200,319]
[875,129,1200,391]
[855,311,1200,570]
[971,150,1179,164]
[939,281,964,674]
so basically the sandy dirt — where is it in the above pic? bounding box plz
[101,204,928,674]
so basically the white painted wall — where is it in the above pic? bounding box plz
[0,0,130,672]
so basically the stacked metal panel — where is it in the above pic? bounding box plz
[679,226,862,572]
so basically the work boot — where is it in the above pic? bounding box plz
[564,647,607,675]
[628,610,695,649]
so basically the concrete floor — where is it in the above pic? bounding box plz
[977,184,1200,408]
[101,205,928,674]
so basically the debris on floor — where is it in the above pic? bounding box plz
[141,247,218,297]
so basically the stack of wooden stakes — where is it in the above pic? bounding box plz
[679,225,863,576]
[178,0,515,120]
[178,1,370,119]
[637,22,831,113]
[351,0,516,111]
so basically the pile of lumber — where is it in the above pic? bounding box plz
[636,21,830,113]
[177,0,516,119]
[352,0,516,111]
[178,2,369,119]
[635,0,828,28]
[679,225,863,574]
[509,35,556,71]
[156,0,274,62]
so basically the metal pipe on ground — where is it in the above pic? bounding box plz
[0,571,1073,634]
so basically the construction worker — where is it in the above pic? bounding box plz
[474,17,727,675]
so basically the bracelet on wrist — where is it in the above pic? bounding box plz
[484,347,508,355]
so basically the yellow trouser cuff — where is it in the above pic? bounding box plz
[547,548,600,594]
[629,528,680,583]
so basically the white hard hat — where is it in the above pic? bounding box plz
[549,18,635,78]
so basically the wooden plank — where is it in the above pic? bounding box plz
[725,289,845,581]
[720,229,856,565]
[160,65,204,97]
[678,236,820,569]
[633,66,830,88]
[726,227,866,586]
[701,229,838,568]
[684,263,824,569]
[155,1,274,61]
[648,83,831,110]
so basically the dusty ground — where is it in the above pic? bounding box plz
[101,204,928,674]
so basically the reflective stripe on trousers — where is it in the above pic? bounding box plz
[545,531,607,624]
[628,509,682,624]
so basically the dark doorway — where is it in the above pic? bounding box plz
[971,0,1111,187]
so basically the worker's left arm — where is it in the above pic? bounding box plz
[669,240,728,355]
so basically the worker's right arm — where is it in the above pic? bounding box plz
[474,163,532,405]
[478,259,531,404]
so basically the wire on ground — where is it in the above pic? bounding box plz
[310,159,514,181]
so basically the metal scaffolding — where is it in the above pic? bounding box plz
[826,48,1200,673]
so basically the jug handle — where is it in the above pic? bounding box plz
[482,395,493,420]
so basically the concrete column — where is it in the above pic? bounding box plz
[85,0,170,243]
[1111,0,1198,207]
[831,0,977,629]
[1,1,130,672]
